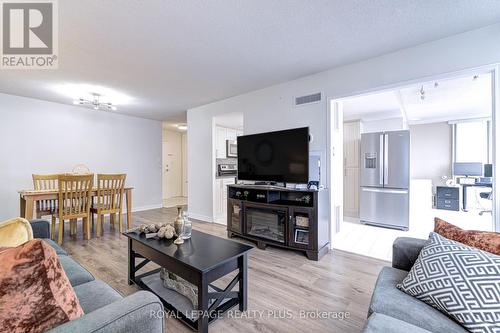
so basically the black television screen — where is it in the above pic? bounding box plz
[237,127,309,183]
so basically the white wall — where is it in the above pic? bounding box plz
[187,23,500,221]
[410,122,452,187]
[182,132,188,197]
[0,93,162,220]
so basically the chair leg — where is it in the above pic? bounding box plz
[96,213,101,238]
[85,216,90,240]
[101,215,105,234]
[118,212,123,233]
[58,219,64,245]
[110,213,115,230]
[81,217,85,239]
[82,217,90,240]
[51,216,56,240]
[70,219,76,236]
[91,211,94,230]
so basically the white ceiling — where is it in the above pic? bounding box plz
[400,74,492,123]
[343,91,401,121]
[343,73,492,124]
[2,1,500,120]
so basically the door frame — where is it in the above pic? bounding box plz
[328,64,500,238]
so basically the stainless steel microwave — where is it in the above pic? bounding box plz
[226,140,237,157]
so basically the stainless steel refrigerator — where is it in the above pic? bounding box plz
[360,130,409,230]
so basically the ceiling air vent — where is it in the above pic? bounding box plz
[295,92,322,106]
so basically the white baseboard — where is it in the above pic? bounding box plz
[188,212,213,223]
[122,204,163,214]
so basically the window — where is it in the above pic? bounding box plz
[453,119,491,165]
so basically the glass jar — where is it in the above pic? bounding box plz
[182,211,192,239]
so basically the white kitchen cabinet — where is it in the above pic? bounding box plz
[214,125,240,224]
[215,127,227,158]
[214,177,235,224]
[214,179,224,217]
[215,126,242,158]
[343,121,361,218]
[226,128,238,141]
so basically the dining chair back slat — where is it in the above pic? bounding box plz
[32,174,59,217]
[97,174,126,212]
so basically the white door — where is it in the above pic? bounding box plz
[163,130,182,200]
[343,121,360,218]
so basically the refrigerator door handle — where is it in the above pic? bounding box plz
[361,187,408,194]
[384,133,389,185]
[379,134,384,185]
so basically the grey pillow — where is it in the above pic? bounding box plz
[397,232,500,333]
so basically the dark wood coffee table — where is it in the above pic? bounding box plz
[124,230,253,333]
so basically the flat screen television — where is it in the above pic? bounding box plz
[237,127,309,183]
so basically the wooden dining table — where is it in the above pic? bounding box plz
[18,187,134,229]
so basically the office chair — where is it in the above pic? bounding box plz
[479,191,492,215]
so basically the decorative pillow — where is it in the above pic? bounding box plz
[397,232,500,333]
[0,239,84,332]
[435,217,500,255]
[0,217,33,247]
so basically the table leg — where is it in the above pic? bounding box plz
[84,217,90,240]
[462,185,468,212]
[128,238,136,285]
[20,195,26,218]
[238,253,248,311]
[25,198,34,221]
[197,274,209,333]
[126,189,132,229]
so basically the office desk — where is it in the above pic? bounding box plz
[461,182,492,212]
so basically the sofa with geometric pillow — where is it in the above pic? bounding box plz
[0,219,165,333]
[363,218,500,333]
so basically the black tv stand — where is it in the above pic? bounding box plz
[226,184,330,261]
[254,181,280,186]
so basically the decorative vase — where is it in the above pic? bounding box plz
[174,206,184,236]
[174,206,185,245]
[182,211,192,239]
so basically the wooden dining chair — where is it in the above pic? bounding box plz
[52,174,94,245]
[91,174,127,237]
[32,174,59,218]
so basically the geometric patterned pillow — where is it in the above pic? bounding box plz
[397,232,500,333]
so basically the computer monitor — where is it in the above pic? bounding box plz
[453,162,483,177]
[484,164,493,178]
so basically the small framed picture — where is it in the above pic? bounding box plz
[295,229,309,245]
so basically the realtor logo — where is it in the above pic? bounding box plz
[1,0,58,69]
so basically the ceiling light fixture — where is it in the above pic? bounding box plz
[73,93,117,111]
[419,86,425,100]
[176,124,187,130]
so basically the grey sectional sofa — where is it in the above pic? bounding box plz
[362,237,467,333]
[30,220,164,333]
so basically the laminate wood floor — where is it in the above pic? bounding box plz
[60,208,388,333]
